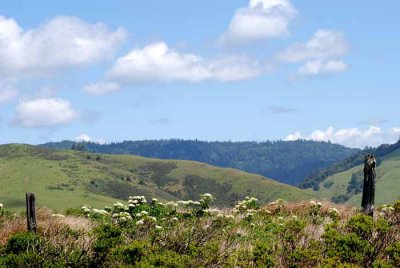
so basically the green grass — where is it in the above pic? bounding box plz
[0,144,316,211]
[317,147,400,205]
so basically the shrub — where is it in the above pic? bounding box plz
[92,224,123,264]
[252,242,275,267]
[4,232,44,254]
[386,242,400,267]
[346,214,374,239]
[107,240,147,265]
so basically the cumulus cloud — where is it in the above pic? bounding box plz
[285,126,400,148]
[297,59,348,76]
[11,98,78,128]
[0,88,18,103]
[104,42,262,86]
[75,134,105,144]
[278,30,349,62]
[0,15,126,78]
[83,82,121,95]
[218,0,297,46]
[277,29,350,77]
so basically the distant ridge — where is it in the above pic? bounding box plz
[40,139,358,186]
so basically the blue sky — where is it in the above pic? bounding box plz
[0,0,399,148]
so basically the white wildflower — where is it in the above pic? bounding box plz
[147,216,157,222]
[93,209,109,216]
[328,208,340,217]
[225,215,235,220]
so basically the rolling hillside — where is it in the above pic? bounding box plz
[316,146,400,206]
[301,140,400,190]
[0,144,316,211]
[40,139,358,186]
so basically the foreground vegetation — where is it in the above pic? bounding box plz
[1,195,399,267]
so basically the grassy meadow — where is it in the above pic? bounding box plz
[317,147,400,206]
[0,144,316,211]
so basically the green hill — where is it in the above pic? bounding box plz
[301,140,400,190]
[40,139,358,186]
[0,144,316,211]
[316,146,400,206]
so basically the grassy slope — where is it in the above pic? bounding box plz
[0,144,316,211]
[317,148,400,205]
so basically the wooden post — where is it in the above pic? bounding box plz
[26,193,37,232]
[361,155,376,216]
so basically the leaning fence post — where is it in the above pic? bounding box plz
[26,193,37,232]
[361,155,376,216]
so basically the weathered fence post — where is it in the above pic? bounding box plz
[26,193,37,232]
[361,155,376,216]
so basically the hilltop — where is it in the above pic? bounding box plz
[40,139,358,186]
[315,142,400,205]
[0,144,316,210]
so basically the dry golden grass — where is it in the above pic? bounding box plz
[0,207,94,247]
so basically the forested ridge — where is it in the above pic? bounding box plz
[301,140,400,190]
[40,139,358,186]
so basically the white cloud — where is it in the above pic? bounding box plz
[11,98,77,128]
[0,81,19,104]
[75,134,92,142]
[392,127,400,134]
[297,59,348,76]
[278,30,349,62]
[218,0,297,46]
[285,126,400,148]
[277,29,350,77]
[75,134,105,144]
[106,42,262,86]
[0,15,126,78]
[83,82,121,95]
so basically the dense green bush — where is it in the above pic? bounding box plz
[0,230,92,267]
[0,196,399,267]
